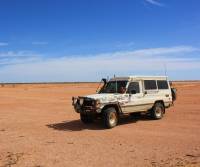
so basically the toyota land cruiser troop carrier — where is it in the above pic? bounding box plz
[72,76,176,128]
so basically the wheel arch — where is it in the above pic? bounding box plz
[154,100,165,112]
[102,103,122,115]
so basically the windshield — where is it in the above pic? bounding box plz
[100,80,128,93]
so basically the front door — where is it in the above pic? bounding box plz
[123,81,147,113]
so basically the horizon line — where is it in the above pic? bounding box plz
[1,80,200,85]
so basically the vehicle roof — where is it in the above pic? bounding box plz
[109,76,168,81]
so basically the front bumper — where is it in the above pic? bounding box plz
[72,97,102,114]
[74,105,101,114]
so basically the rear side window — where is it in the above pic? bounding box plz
[157,80,169,89]
[127,82,140,94]
[144,80,157,90]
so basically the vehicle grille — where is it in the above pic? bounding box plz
[83,98,94,106]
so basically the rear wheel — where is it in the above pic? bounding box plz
[103,107,118,128]
[80,113,93,124]
[151,102,164,119]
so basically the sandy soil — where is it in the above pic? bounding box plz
[0,82,200,167]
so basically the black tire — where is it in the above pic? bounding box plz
[103,107,118,128]
[151,102,164,120]
[80,113,93,124]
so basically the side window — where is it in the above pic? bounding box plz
[157,80,169,89]
[144,80,157,90]
[127,82,140,94]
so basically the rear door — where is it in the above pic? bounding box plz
[157,80,172,106]
[141,80,158,110]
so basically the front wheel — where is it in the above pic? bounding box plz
[151,102,164,119]
[103,107,118,128]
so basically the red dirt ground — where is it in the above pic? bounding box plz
[0,82,200,167]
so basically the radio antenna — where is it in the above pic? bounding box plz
[114,74,117,93]
[164,62,167,76]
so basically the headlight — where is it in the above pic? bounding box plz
[79,98,84,105]
[95,99,101,108]
[72,97,77,105]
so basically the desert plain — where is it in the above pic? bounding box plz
[0,82,200,167]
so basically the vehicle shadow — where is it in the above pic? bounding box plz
[46,114,153,131]
[47,120,104,131]
[119,114,152,125]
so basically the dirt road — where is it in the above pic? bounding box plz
[0,82,200,167]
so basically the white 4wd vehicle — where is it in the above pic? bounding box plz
[72,76,176,128]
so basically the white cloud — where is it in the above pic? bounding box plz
[145,0,164,6]
[0,45,199,82]
[115,41,135,48]
[0,51,37,58]
[0,42,8,46]
[105,46,198,58]
[32,41,48,45]
[0,51,42,65]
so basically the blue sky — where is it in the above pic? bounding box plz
[0,0,200,82]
